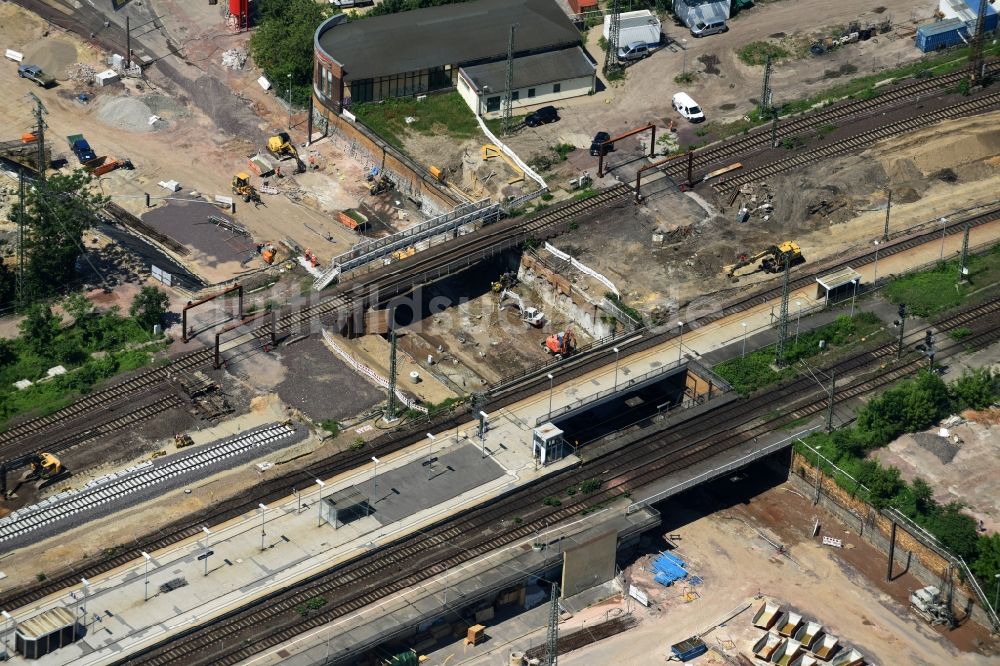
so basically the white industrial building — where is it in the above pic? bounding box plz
[672,0,731,30]
[603,9,663,47]
[938,0,998,31]
[457,48,597,118]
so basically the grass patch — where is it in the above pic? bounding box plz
[0,305,163,428]
[715,313,882,395]
[884,245,1000,317]
[319,419,340,436]
[673,71,696,84]
[353,91,482,152]
[738,41,791,66]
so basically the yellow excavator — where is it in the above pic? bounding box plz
[232,172,261,204]
[2,452,67,499]
[267,132,304,172]
[725,241,803,279]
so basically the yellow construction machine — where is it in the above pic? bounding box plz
[1,452,67,498]
[725,241,803,279]
[267,132,304,172]
[232,172,261,204]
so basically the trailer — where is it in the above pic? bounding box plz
[793,621,823,650]
[775,610,803,637]
[773,638,804,666]
[811,633,840,660]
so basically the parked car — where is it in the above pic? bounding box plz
[18,64,55,88]
[691,19,728,38]
[617,42,650,61]
[672,92,705,122]
[525,106,559,127]
[590,131,613,156]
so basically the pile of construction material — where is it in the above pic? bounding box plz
[732,181,774,223]
[66,62,97,83]
[222,49,248,70]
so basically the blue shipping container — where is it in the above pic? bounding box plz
[671,636,708,662]
[915,19,967,52]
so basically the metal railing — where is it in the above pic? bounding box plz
[625,427,820,514]
[537,357,686,426]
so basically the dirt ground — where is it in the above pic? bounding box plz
[873,409,1000,533]
[0,0,399,289]
[549,110,1000,312]
[505,0,937,161]
[392,262,594,386]
[557,471,999,666]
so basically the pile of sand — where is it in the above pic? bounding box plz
[21,38,77,79]
[96,96,157,133]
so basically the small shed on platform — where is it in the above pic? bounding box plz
[320,487,369,528]
[815,267,861,305]
[15,607,79,659]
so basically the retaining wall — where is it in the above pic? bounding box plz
[785,452,991,628]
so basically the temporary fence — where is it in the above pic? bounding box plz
[322,329,428,414]
[544,242,620,298]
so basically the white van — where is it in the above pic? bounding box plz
[672,92,705,122]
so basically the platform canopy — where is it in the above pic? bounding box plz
[815,267,861,303]
[321,487,368,529]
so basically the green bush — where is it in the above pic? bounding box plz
[949,368,998,411]
[738,41,791,66]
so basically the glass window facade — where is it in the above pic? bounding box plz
[348,66,455,104]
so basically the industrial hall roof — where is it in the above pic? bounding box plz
[460,47,595,93]
[317,0,582,81]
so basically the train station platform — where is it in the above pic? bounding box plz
[3,433,576,666]
[244,504,661,666]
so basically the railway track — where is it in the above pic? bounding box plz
[118,297,1000,666]
[0,423,299,546]
[712,91,1000,193]
[0,187,634,459]
[653,60,999,183]
[2,199,997,611]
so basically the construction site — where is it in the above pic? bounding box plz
[0,0,998,663]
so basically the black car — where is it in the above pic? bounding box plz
[590,131,613,156]
[525,106,559,127]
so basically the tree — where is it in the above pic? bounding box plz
[249,0,330,103]
[856,371,951,446]
[130,286,169,332]
[18,304,61,356]
[950,368,998,411]
[64,293,94,322]
[12,171,107,300]
[924,502,980,562]
[866,465,903,510]
[973,533,1000,587]
[0,257,15,311]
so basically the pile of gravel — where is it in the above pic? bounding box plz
[96,96,157,133]
[21,39,78,79]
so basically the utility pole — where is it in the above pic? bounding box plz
[544,582,560,666]
[501,23,518,136]
[604,0,622,76]
[924,329,935,368]
[882,189,892,242]
[825,368,836,432]
[126,15,131,70]
[896,304,906,360]
[774,253,791,367]
[968,0,990,86]
[759,54,773,119]
[29,93,47,180]
[386,327,398,421]
[958,223,970,284]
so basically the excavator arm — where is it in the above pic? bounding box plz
[726,247,776,276]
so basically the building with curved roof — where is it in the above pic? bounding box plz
[314,0,596,117]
